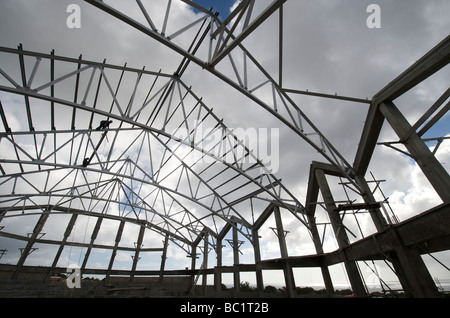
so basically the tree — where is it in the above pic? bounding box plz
[264,285,278,293]
[240,281,256,292]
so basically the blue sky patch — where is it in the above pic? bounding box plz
[191,0,236,19]
[421,115,450,140]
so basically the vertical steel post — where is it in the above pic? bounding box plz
[202,233,209,295]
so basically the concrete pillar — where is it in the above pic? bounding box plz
[47,214,78,281]
[354,174,389,231]
[315,169,367,297]
[130,225,145,281]
[159,235,169,283]
[390,230,440,297]
[190,244,198,289]
[232,223,240,294]
[105,220,125,284]
[307,214,335,295]
[214,238,223,292]
[252,229,265,295]
[81,216,103,270]
[379,101,450,203]
[273,206,296,298]
[305,167,335,295]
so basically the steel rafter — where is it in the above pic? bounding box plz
[82,0,360,188]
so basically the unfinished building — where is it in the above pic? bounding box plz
[0,1,449,298]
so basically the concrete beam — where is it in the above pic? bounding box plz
[354,35,450,175]
[252,203,275,231]
[374,35,450,103]
[2,202,447,284]
[327,203,450,264]
[379,101,450,203]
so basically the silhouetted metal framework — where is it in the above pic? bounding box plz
[0,1,449,297]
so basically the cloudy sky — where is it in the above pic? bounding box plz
[0,0,449,290]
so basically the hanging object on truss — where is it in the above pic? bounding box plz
[82,120,112,167]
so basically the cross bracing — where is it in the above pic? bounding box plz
[0,44,308,256]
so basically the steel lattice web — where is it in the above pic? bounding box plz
[0,0,316,269]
